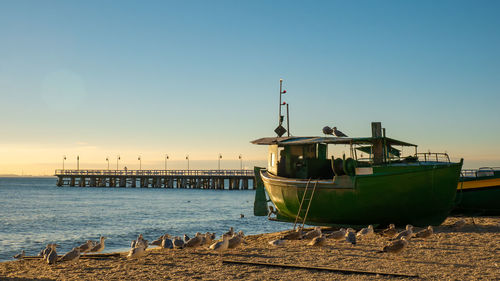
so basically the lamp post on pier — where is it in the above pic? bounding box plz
[165,154,169,170]
[77,155,80,170]
[138,155,142,170]
[218,153,222,170]
[62,155,66,171]
[116,155,120,170]
[106,157,109,170]
[239,154,243,170]
[186,155,190,171]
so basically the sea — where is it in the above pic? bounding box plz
[0,177,291,262]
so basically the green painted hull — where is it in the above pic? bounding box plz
[262,162,462,227]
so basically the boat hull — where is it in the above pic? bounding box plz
[454,177,500,215]
[262,162,462,227]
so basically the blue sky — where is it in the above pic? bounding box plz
[1,0,499,174]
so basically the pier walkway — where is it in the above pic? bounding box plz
[55,169,255,190]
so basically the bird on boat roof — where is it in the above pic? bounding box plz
[322,126,334,135]
[333,127,348,137]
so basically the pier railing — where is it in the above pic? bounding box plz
[54,169,255,177]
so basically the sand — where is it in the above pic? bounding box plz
[1,216,499,281]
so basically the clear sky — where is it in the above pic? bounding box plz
[1,0,499,175]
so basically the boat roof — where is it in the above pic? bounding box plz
[251,136,417,147]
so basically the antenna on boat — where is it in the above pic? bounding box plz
[275,79,288,137]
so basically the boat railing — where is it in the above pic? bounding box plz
[415,152,450,163]
[461,167,498,178]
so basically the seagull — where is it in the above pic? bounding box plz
[449,219,466,229]
[345,229,356,245]
[414,226,434,239]
[185,233,203,248]
[380,224,398,238]
[13,250,25,260]
[161,237,173,249]
[89,236,107,253]
[392,225,413,241]
[326,228,346,240]
[151,235,164,247]
[308,235,326,246]
[209,234,230,258]
[381,237,409,254]
[333,127,348,137]
[282,227,303,240]
[240,214,245,219]
[224,227,234,237]
[228,231,245,249]
[268,206,277,218]
[204,232,216,246]
[268,239,286,246]
[303,227,322,240]
[60,247,80,263]
[357,225,374,238]
[127,245,145,259]
[39,244,58,258]
[173,236,185,249]
[77,240,94,253]
[46,247,57,265]
[183,234,190,243]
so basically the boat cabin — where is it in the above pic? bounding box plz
[252,122,426,179]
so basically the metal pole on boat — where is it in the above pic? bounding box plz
[286,103,290,136]
[279,79,283,126]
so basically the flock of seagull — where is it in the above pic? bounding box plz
[268,223,436,255]
[13,219,467,265]
[16,227,245,264]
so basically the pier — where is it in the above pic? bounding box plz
[55,169,255,190]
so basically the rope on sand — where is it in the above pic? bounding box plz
[222,259,419,278]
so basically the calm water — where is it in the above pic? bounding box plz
[0,177,290,262]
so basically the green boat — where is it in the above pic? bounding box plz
[252,123,463,227]
[454,167,500,215]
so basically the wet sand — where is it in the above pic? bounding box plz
[1,216,499,280]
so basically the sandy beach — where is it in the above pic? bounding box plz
[1,216,499,281]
